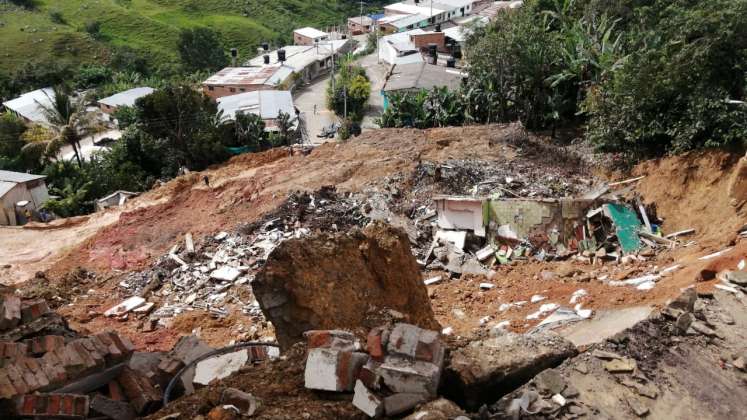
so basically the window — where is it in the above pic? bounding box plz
[208,86,214,91]
[230,87,236,93]
[240,88,246,92]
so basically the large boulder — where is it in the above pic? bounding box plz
[442,332,577,410]
[254,222,440,349]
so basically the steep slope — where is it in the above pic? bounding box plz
[0,0,376,75]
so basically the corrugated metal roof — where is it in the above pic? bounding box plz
[0,181,16,198]
[98,87,154,107]
[385,3,445,17]
[388,14,428,29]
[203,66,284,86]
[0,170,46,183]
[244,40,351,72]
[383,62,464,92]
[217,90,295,122]
[1,88,54,124]
[294,27,328,39]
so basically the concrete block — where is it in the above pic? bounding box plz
[194,349,248,386]
[357,359,383,390]
[304,348,368,392]
[353,380,383,418]
[387,323,444,366]
[383,392,428,416]
[14,393,89,418]
[379,356,441,396]
[0,295,21,330]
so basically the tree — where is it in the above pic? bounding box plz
[34,86,102,166]
[327,64,371,122]
[135,85,227,170]
[177,28,228,72]
[233,112,267,151]
[274,111,298,149]
[0,112,28,171]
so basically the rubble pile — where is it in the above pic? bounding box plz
[488,287,747,418]
[254,221,440,349]
[113,187,373,334]
[0,294,278,419]
[412,159,591,199]
[302,323,447,418]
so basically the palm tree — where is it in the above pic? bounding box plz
[32,85,100,166]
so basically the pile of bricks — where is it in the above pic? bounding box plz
[303,323,445,418]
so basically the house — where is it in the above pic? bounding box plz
[216,90,297,131]
[293,27,330,46]
[478,0,523,20]
[202,66,295,100]
[382,62,465,109]
[348,16,375,34]
[244,40,353,85]
[98,87,154,115]
[384,0,478,25]
[0,170,49,226]
[1,88,54,125]
[379,29,443,65]
[378,13,430,33]
[95,190,138,212]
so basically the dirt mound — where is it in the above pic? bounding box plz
[253,221,440,349]
[633,150,747,247]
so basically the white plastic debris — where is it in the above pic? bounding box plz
[660,264,682,274]
[214,231,229,241]
[480,283,496,290]
[526,303,559,320]
[424,276,442,286]
[210,266,241,282]
[569,289,588,304]
[609,274,660,287]
[441,327,453,335]
[530,294,546,303]
[738,259,746,270]
[574,304,593,319]
[698,248,734,261]
[552,394,567,406]
[479,316,491,326]
[636,281,656,291]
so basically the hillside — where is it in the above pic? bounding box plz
[0,0,377,75]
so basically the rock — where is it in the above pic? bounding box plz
[207,405,239,420]
[460,259,488,276]
[574,363,589,374]
[90,395,136,420]
[591,350,622,360]
[562,383,579,398]
[604,358,637,373]
[402,398,466,420]
[534,369,566,395]
[556,264,582,278]
[221,388,259,416]
[194,350,249,386]
[383,392,429,417]
[551,393,567,406]
[621,379,658,399]
[675,312,693,335]
[254,222,440,349]
[723,270,747,286]
[733,357,745,371]
[443,332,577,409]
[625,395,650,417]
[210,266,241,282]
[668,288,697,312]
[690,321,718,337]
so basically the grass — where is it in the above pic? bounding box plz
[0,0,376,75]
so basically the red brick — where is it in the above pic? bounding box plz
[73,395,88,417]
[61,395,74,416]
[104,332,135,356]
[367,328,385,360]
[108,380,125,401]
[305,330,332,349]
[20,300,50,324]
[5,363,29,395]
[0,372,17,399]
[22,357,50,390]
[47,394,61,415]
[70,341,98,370]
[19,394,35,415]
[117,367,161,414]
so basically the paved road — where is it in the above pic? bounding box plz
[293,76,335,146]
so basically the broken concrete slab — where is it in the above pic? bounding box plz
[557,306,653,347]
[604,358,637,373]
[386,323,445,367]
[90,394,136,420]
[443,332,577,409]
[383,392,429,417]
[104,297,146,317]
[379,356,441,396]
[210,266,242,282]
[353,380,384,418]
[193,349,248,386]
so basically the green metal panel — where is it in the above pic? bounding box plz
[604,203,642,253]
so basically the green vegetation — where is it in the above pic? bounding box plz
[0,0,385,99]
[382,0,747,162]
[327,63,371,123]
[178,27,228,72]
